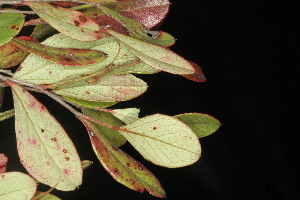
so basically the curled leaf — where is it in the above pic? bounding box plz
[9,82,82,191]
[175,113,221,138]
[0,172,37,200]
[27,2,102,41]
[118,114,201,168]
[11,38,107,66]
[81,118,166,197]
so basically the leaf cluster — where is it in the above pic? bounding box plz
[0,0,220,199]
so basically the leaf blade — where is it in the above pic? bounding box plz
[118,114,201,168]
[9,82,82,191]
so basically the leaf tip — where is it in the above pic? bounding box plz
[181,61,206,82]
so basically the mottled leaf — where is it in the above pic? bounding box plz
[13,34,120,85]
[11,38,106,66]
[112,108,140,124]
[32,191,61,200]
[0,109,15,122]
[9,82,82,191]
[64,96,117,109]
[53,73,147,102]
[81,118,166,197]
[0,172,36,200]
[118,114,201,168]
[104,0,170,29]
[107,30,197,76]
[175,113,221,138]
[0,12,24,46]
[27,2,102,41]
[0,41,28,69]
[82,108,127,147]
[0,154,8,174]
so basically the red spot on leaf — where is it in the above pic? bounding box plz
[63,168,71,176]
[63,149,68,153]
[46,161,51,166]
[74,20,80,26]
[65,157,70,161]
[127,163,130,167]
[181,61,206,82]
[51,137,57,142]
[79,15,87,23]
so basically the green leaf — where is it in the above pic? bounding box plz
[0,41,28,69]
[30,24,56,40]
[53,73,148,102]
[0,172,37,200]
[11,38,107,66]
[175,113,221,138]
[112,108,140,124]
[32,191,61,200]
[13,34,120,85]
[0,109,14,122]
[100,5,175,47]
[27,2,102,41]
[9,82,82,191]
[118,114,201,168]
[82,108,127,147]
[81,118,166,198]
[0,12,25,46]
[63,96,117,109]
[107,30,196,75]
[81,160,93,170]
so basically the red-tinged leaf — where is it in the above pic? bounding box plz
[0,153,8,174]
[11,38,107,66]
[82,108,127,147]
[81,160,93,170]
[0,41,28,69]
[80,118,166,198]
[100,5,175,47]
[82,7,130,36]
[181,61,206,82]
[27,2,102,41]
[8,82,82,191]
[51,1,81,7]
[104,0,170,29]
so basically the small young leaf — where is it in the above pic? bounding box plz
[0,172,37,200]
[81,119,166,198]
[118,114,201,168]
[11,38,107,66]
[112,108,140,124]
[27,2,102,41]
[0,41,28,69]
[0,12,24,46]
[53,73,148,102]
[13,34,120,85]
[0,153,8,174]
[82,108,127,147]
[175,113,221,138]
[9,82,82,191]
[32,191,61,200]
[107,30,197,75]
[0,109,15,122]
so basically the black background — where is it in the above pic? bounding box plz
[0,0,298,199]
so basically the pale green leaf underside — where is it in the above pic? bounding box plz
[13,34,120,85]
[28,2,101,41]
[118,114,201,168]
[108,30,195,75]
[53,73,147,102]
[0,172,36,200]
[112,108,140,124]
[10,83,82,191]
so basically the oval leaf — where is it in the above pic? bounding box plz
[27,2,102,41]
[118,114,201,168]
[8,82,82,191]
[0,172,36,200]
[175,113,221,138]
[81,119,166,197]
[11,38,107,66]
[107,30,196,75]
[53,73,148,102]
[0,12,25,46]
